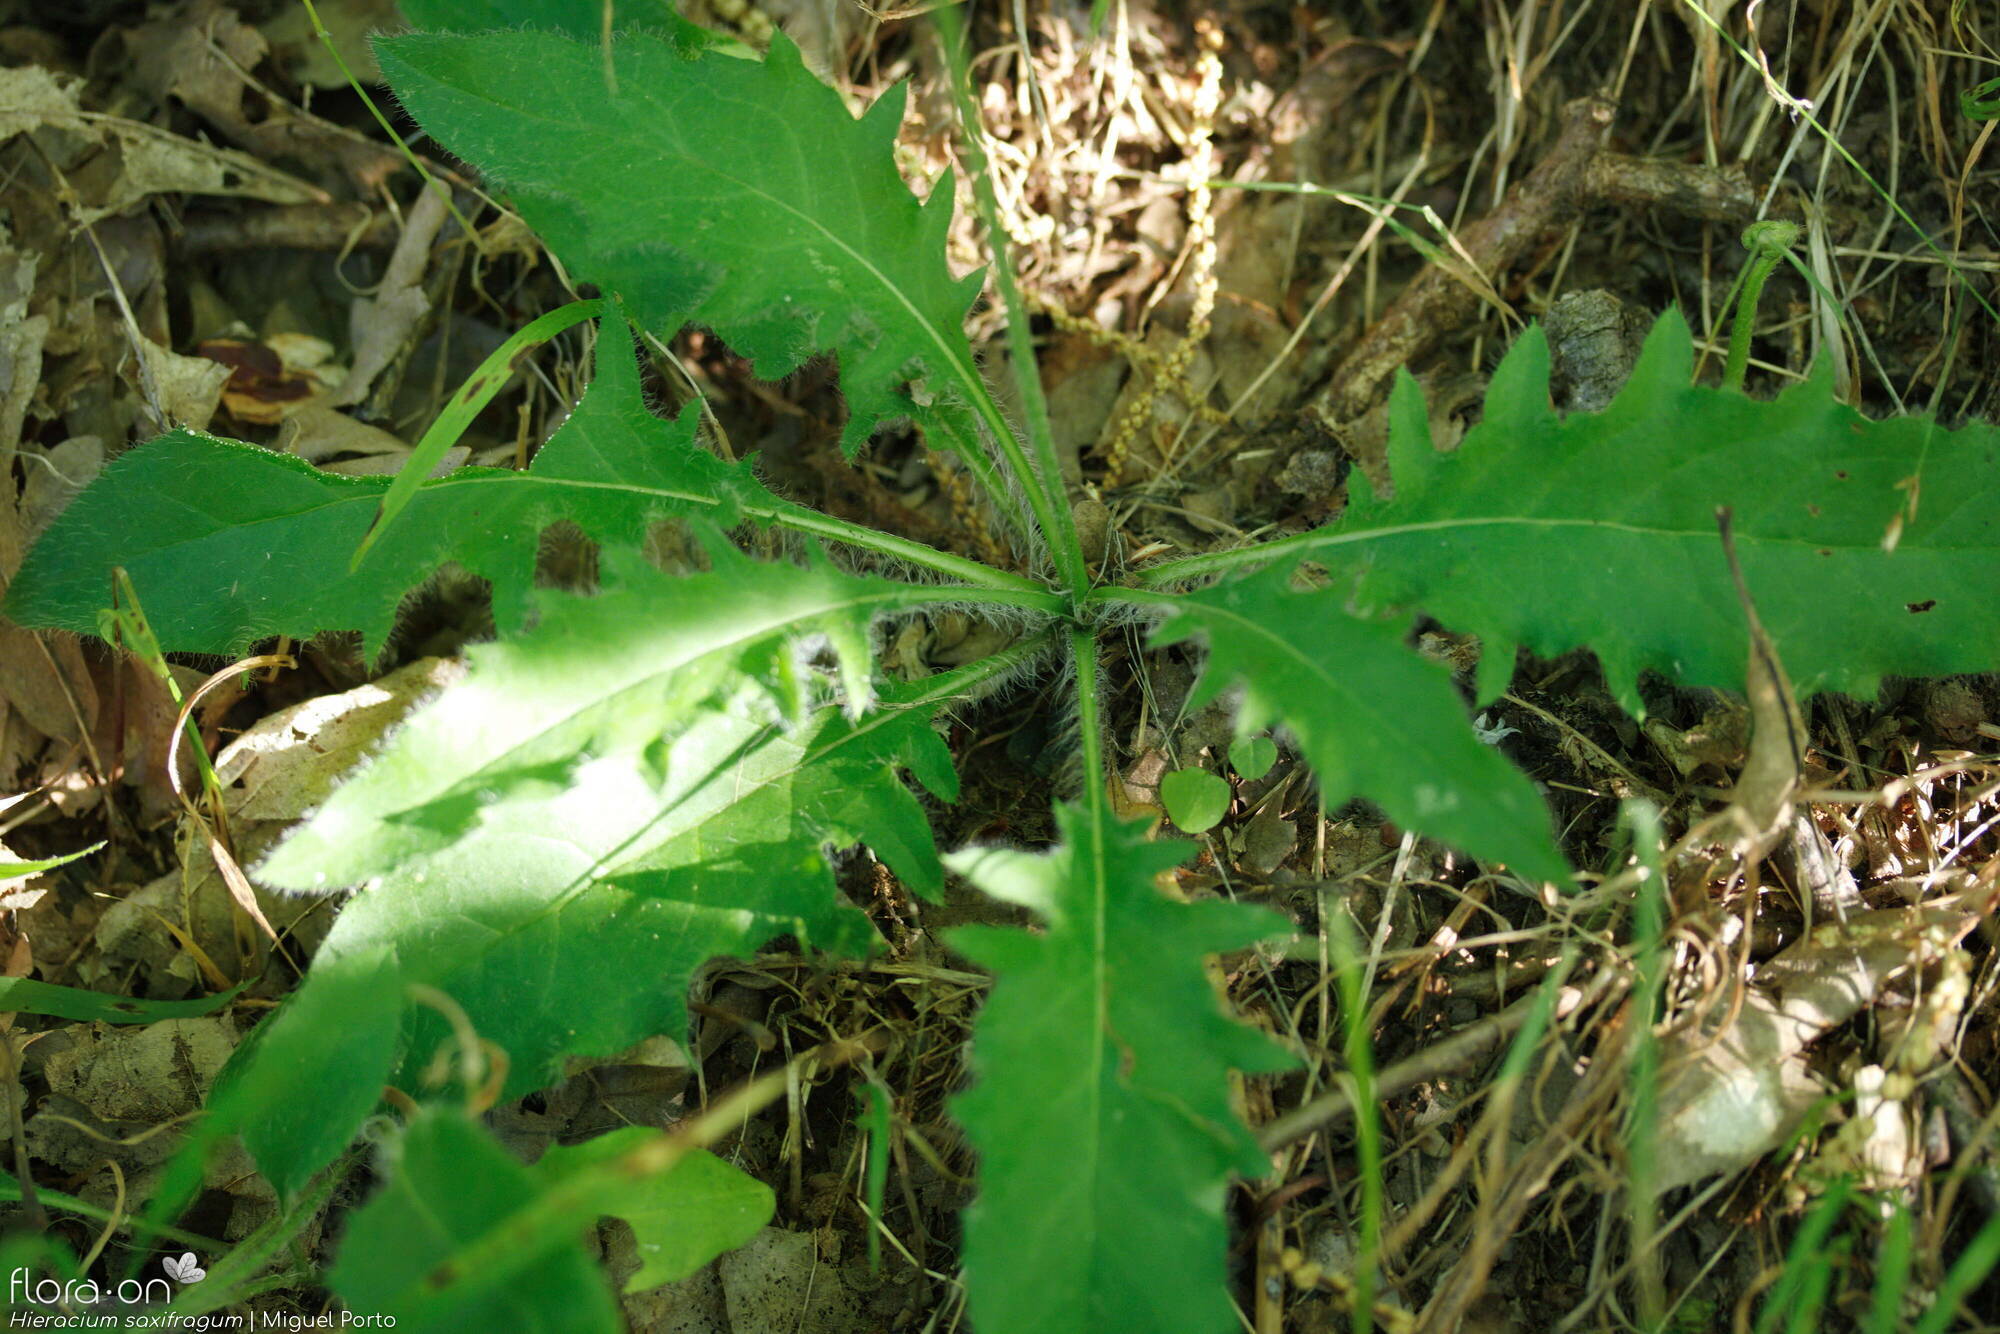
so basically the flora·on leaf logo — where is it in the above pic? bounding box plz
[162,1252,205,1284]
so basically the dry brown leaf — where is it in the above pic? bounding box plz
[0,624,96,745]
[0,66,322,223]
[278,404,409,463]
[1650,905,1973,1190]
[124,0,402,192]
[214,656,464,822]
[335,180,452,411]
[199,333,342,425]
[136,335,231,432]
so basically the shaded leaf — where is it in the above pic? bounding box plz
[332,1110,770,1330]
[1227,736,1277,781]
[330,1110,621,1332]
[219,951,404,1201]
[532,1131,771,1292]
[1159,768,1228,833]
[1154,565,1565,882]
[397,0,722,43]
[0,975,245,1025]
[378,26,986,457]
[947,803,1291,1334]
[0,841,102,880]
[4,310,774,656]
[220,553,959,1193]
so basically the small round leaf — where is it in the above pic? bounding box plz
[1227,736,1278,781]
[1160,768,1230,833]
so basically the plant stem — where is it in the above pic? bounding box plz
[1323,907,1382,1334]
[1723,221,1800,394]
[932,7,1091,603]
[1624,800,1668,1329]
[929,409,1037,550]
[758,500,1059,603]
[908,626,1063,705]
[1084,584,1181,614]
[1070,625,1107,824]
[298,0,484,252]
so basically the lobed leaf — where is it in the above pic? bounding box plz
[258,542,946,887]
[1330,309,2000,713]
[3,310,774,657]
[226,550,959,1193]
[376,27,987,458]
[947,803,1292,1334]
[1154,566,1566,882]
[1149,309,1999,880]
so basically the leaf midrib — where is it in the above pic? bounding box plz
[389,581,948,819]
[402,36,987,444]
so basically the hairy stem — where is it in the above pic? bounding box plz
[927,408,1037,549]
[759,500,1058,602]
[933,8,1090,602]
[1723,221,1800,394]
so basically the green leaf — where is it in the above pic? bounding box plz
[219,951,405,1201]
[0,841,102,879]
[1227,736,1277,781]
[330,1110,621,1332]
[0,1172,219,1253]
[1154,565,1566,882]
[397,0,726,45]
[333,1110,771,1329]
[377,27,987,457]
[259,543,946,889]
[1961,75,2000,121]
[224,551,958,1193]
[946,804,1291,1334]
[132,953,398,1252]
[4,309,776,656]
[1330,310,2000,714]
[532,1131,772,1292]
[0,975,245,1024]
[1159,767,1229,833]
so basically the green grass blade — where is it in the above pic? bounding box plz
[353,296,603,570]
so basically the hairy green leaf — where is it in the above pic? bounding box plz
[398,0,722,44]
[259,543,946,887]
[0,841,101,879]
[328,1110,614,1331]
[1331,310,2000,713]
[1154,567,1566,881]
[226,551,958,1192]
[220,951,404,1201]
[4,312,773,656]
[377,27,986,457]
[947,803,1291,1334]
[1144,309,2000,879]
